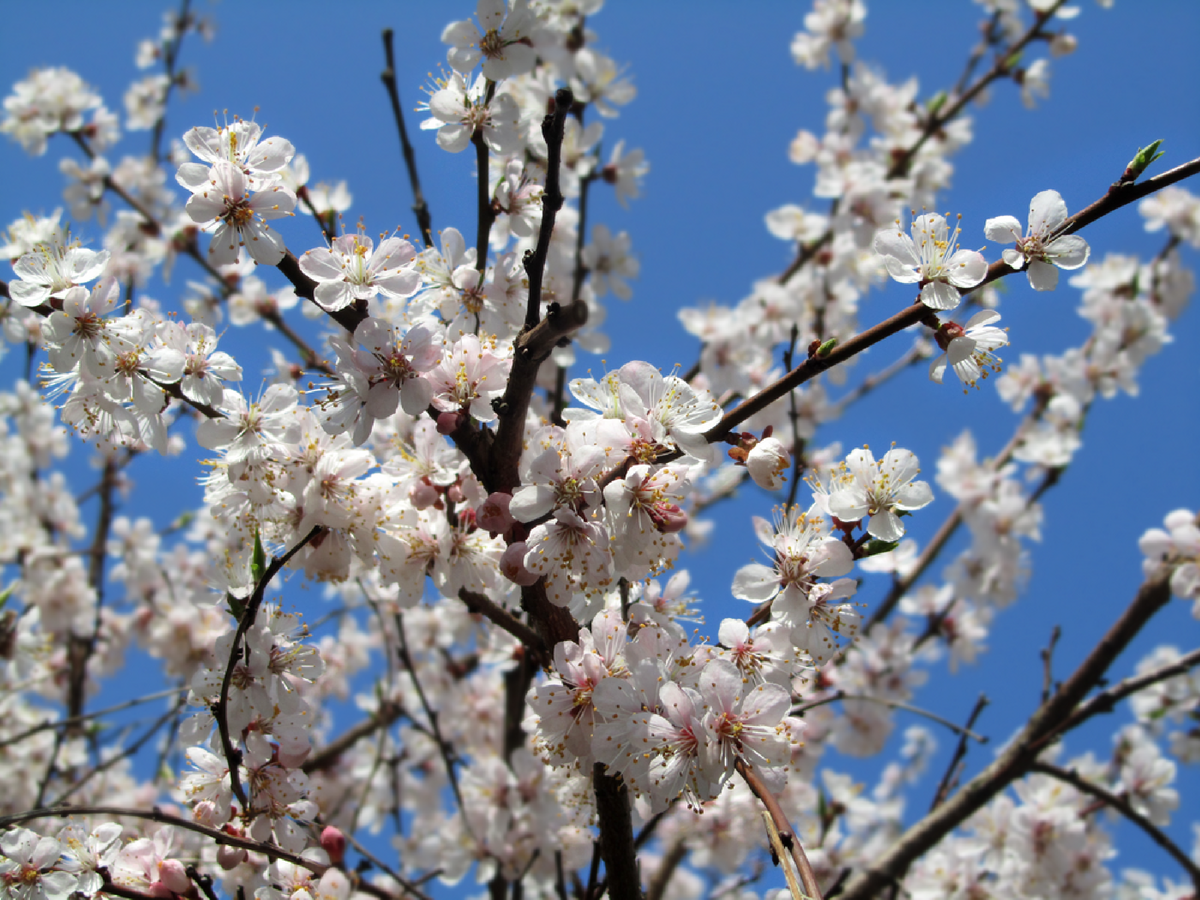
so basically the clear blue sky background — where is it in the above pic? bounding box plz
[3,0,1199,888]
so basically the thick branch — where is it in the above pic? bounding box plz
[490,88,580,496]
[593,764,642,900]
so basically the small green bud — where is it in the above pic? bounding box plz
[226,592,246,621]
[1121,139,1164,184]
[251,529,267,585]
[816,338,838,358]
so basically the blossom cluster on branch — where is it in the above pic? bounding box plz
[2,1,1200,900]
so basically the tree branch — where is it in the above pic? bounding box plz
[836,563,1175,898]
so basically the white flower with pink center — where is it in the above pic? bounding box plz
[874,212,987,310]
[985,189,1090,291]
[298,233,421,312]
[829,447,933,541]
[427,333,511,422]
[181,160,295,266]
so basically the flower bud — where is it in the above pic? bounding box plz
[410,479,440,509]
[436,410,466,434]
[1050,32,1077,56]
[478,492,516,535]
[747,437,790,490]
[158,859,191,894]
[320,826,347,866]
[500,541,541,586]
[216,844,248,871]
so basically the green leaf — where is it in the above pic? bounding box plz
[251,529,267,585]
[226,591,246,622]
[862,539,901,558]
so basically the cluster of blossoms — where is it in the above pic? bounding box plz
[1,1,1199,899]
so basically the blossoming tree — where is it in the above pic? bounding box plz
[1,2,1199,899]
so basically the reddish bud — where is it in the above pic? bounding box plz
[478,492,516,535]
[320,826,347,866]
[436,410,465,434]
[500,541,541,586]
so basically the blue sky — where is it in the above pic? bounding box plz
[3,0,1200,888]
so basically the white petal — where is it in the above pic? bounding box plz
[920,280,962,310]
[984,215,1022,243]
[1028,189,1068,236]
[1026,259,1060,291]
[1045,234,1090,269]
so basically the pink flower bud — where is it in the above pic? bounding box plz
[320,826,347,865]
[216,844,248,871]
[410,479,440,509]
[436,410,466,434]
[747,436,789,490]
[501,541,541,586]
[478,492,516,534]
[158,859,191,894]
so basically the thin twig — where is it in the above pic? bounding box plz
[458,587,548,664]
[928,694,989,811]
[380,29,433,247]
[1032,761,1200,893]
[737,759,823,900]
[394,612,467,818]
[1040,625,1062,703]
[0,686,189,751]
[214,526,321,810]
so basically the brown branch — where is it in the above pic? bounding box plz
[737,758,823,900]
[645,839,687,900]
[1044,646,1200,743]
[835,563,1175,899]
[592,764,642,900]
[380,28,433,247]
[459,588,549,665]
[302,700,404,774]
[1031,761,1200,893]
[215,526,322,810]
[490,88,581,497]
